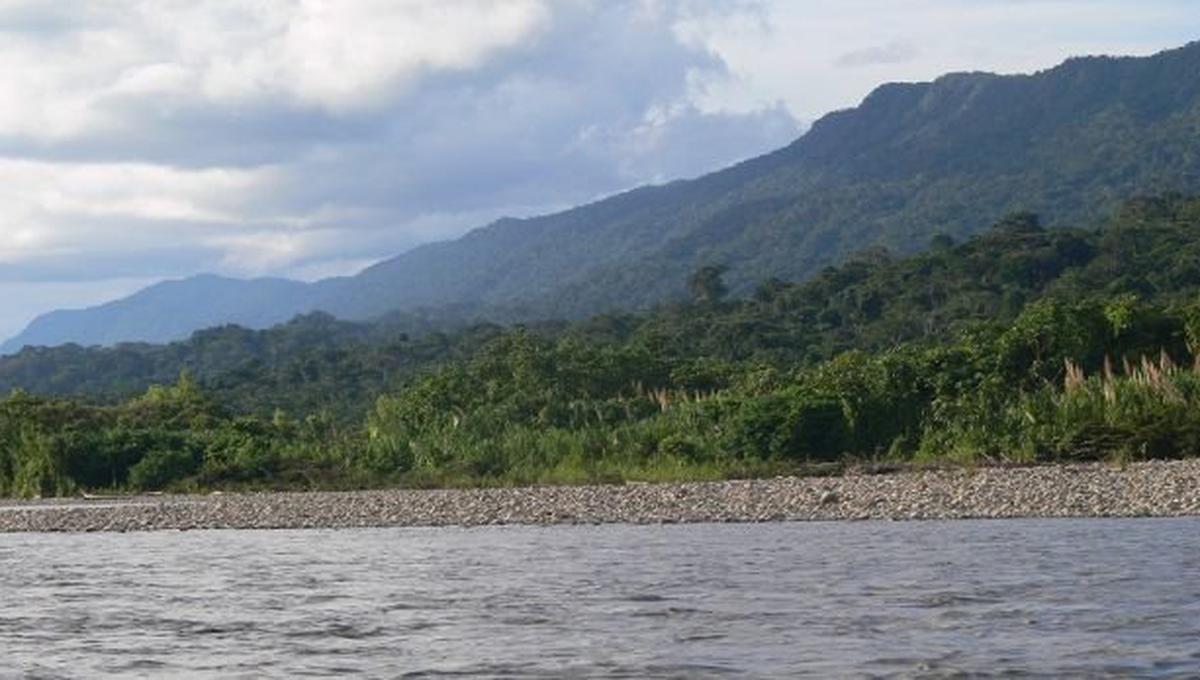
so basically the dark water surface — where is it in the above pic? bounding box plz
[3,519,1200,678]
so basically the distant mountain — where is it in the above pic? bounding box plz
[7,41,1200,352]
[4,275,316,351]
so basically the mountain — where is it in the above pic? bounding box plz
[7,41,1200,352]
[5,275,317,351]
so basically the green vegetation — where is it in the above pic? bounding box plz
[0,311,506,423]
[5,195,1200,497]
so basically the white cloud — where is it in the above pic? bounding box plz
[0,0,554,140]
[206,229,344,274]
[0,158,274,264]
[194,0,553,111]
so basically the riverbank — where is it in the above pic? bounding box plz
[2,459,1199,533]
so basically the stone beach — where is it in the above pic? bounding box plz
[2,459,1199,533]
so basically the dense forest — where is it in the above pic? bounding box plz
[3,195,1200,497]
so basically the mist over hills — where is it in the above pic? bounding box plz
[6,41,1200,353]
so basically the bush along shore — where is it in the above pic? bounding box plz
[1,459,1198,533]
[7,197,1200,501]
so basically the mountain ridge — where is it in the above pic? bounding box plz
[5,275,317,352]
[7,40,1200,352]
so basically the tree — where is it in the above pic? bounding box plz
[752,277,789,304]
[688,265,729,305]
[930,233,956,252]
[995,211,1043,235]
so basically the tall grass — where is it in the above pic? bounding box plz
[921,351,1200,463]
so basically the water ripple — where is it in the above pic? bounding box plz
[2,519,1199,677]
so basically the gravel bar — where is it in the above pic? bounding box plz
[2,459,1199,534]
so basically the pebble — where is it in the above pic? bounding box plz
[0,459,1198,534]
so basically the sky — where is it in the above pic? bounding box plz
[0,0,1198,340]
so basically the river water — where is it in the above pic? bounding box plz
[2,518,1199,678]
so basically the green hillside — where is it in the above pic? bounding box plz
[324,41,1200,317]
[7,42,1200,351]
[2,194,1199,419]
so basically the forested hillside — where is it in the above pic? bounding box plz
[5,196,1200,497]
[5,194,1199,416]
[8,42,1200,351]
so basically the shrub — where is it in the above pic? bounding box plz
[725,390,847,461]
[129,449,199,490]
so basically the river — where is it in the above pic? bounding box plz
[3,519,1198,677]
